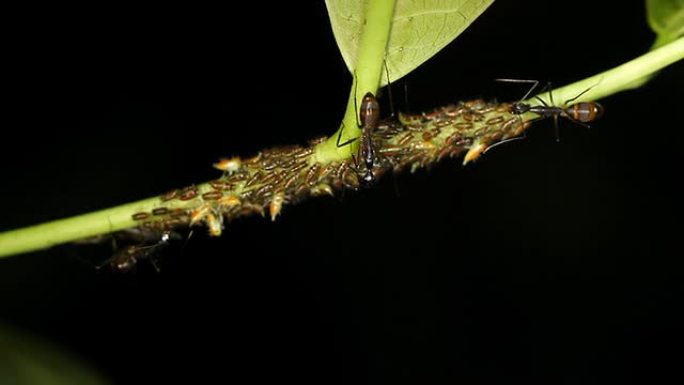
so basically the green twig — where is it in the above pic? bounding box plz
[0,37,682,259]
[315,0,397,164]
[527,36,684,107]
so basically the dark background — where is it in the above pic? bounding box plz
[2,1,683,383]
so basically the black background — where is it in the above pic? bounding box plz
[1,1,683,383]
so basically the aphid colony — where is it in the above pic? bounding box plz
[131,98,530,239]
[114,83,602,271]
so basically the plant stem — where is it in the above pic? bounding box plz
[527,36,684,107]
[315,0,397,164]
[0,38,681,259]
[0,189,208,258]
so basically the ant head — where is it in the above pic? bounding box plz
[510,102,530,115]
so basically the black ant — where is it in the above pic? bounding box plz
[497,79,603,141]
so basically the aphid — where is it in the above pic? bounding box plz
[205,212,223,237]
[397,132,414,146]
[218,194,241,208]
[213,156,241,174]
[189,205,210,226]
[178,186,199,201]
[245,171,262,187]
[132,212,150,221]
[293,147,314,159]
[497,79,603,141]
[463,142,488,165]
[304,164,321,186]
[269,193,285,221]
[168,208,189,218]
[255,183,274,199]
[202,191,224,201]
[152,207,169,216]
[310,184,334,197]
[260,157,279,171]
[190,205,224,237]
[280,172,301,190]
[290,160,309,174]
[276,156,296,170]
[160,189,179,202]
[486,116,505,126]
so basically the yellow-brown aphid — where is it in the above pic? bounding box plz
[190,205,212,227]
[310,184,334,197]
[213,156,242,174]
[462,142,487,165]
[190,205,224,236]
[218,194,241,208]
[205,212,223,237]
[269,193,285,222]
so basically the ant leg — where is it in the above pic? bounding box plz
[149,254,162,272]
[532,82,552,107]
[495,78,539,102]
[553,114,561,142]
[562,115,592,129]
[546,82,555,106]
[383,59,395,118]
[336,122,357,148]
[337,73,362,148]
[482,136,526,154]
[94,234,120,270]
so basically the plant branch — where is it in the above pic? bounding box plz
[315,0,397,164]
[527,36,684,107]
[0,37,682,259]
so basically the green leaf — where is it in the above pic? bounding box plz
[647,0,684,48]
[326,0,494,86]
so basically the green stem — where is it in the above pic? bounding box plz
[315,0,397,164]
[527,36,684,107]
[0,37,682,259]
[0,186,209,258]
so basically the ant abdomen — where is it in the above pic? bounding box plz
[566,102,603,123]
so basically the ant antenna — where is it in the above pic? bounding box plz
[495,78,540,102]
[482,136,526,154]
[383,60,395,118]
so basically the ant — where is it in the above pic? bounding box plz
[335,62,399,185]
[336,86,380,185]
[497,79,603,141]
[97,230,180,273]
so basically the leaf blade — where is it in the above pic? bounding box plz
[326,0,495,85]
[647,0,684,48]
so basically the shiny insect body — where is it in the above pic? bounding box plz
[498,79,603,140]
[357,92,380,183]
[98,230,179,273]
[336,89,380,184]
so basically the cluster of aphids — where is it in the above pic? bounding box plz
[105,80,602,272]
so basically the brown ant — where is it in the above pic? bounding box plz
[336,85,380,185]
[497,79,603,141]
[96,230,180,273]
